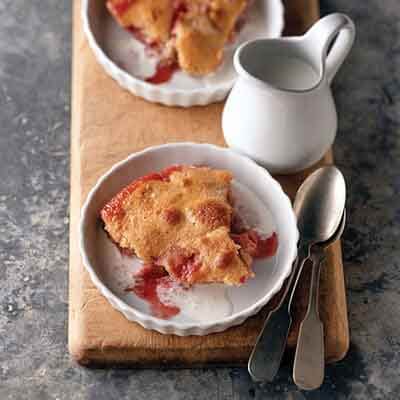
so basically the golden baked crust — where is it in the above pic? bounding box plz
[101,165,254,285]
[174,0,247,75]
[107,0,248,76]
[158,227,254,285]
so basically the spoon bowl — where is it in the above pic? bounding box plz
[315,208,346,249]
[294,166,346,245]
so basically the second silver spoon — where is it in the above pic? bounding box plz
[293,210,346,390]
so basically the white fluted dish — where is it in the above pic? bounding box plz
[82,0,284,107]
[80,143,299,336]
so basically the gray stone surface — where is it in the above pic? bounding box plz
[0,0,399,398]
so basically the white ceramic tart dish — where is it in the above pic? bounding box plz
[80,143,299,336]
[82,0,284,107]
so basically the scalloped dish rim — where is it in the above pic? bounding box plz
[79,143,299,336]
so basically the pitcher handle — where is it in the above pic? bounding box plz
[305,13,355,84]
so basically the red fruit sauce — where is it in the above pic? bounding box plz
[108,0,135,17]
[232,231,278,259]
[171,1,188,31]
[159,248,201,283]
[126,264,180,319]
[146,62,178,85]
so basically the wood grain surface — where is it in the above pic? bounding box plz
[68,0,349,366]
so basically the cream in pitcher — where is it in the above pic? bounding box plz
[222,13,355,174]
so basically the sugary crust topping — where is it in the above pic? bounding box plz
[162,207,182,225]
[100,165,231,256]
[107,0,248,76]
[157,227,254,285]
[192,199,231,229]
[174,0,247,75]
[101,165,254,286]
[215,249,235,269]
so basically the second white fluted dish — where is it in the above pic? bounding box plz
[82,0,284,107]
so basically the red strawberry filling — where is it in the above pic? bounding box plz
[107,0,135,17]
[232,230,278,258]
[156,247,202,284]
[126,264,180,319]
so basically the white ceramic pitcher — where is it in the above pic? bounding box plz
[222,13,355,174]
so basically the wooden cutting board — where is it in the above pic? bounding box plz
[69,0,349,366]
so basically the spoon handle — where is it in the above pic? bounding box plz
[248,245,309,382]
[293,248,326,390]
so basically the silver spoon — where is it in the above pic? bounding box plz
[293,210,346,390]
[248,166,346,382]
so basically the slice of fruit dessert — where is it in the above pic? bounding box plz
[100,165,254,285]
[106,0,249,77]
